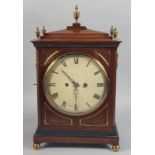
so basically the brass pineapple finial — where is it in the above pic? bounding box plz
[113,27,118,39]
[110,26,114,36]
[42,26,46,36]
[73,5,80,23]
[36,27,40,40]
[110,26,118,39]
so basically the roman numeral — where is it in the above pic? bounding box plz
[74,104,78,111]
[51,92,59,99]
[52,71,59,74]
[74,57,79,64]
[61,101,66,108]
[86,59,91,67]
[94,70,102,75]
[97,83,105,87]
[93,93,101,100]
[86,103,91,108]
[49,83,56,86]
[60,59,67,67]
[68,104,73,107]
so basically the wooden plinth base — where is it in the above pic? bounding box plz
[33,124,119,151]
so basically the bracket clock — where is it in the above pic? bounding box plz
[31,5,121,152]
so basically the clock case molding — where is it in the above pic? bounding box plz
[32,23,121,147]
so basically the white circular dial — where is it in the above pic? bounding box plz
[43,54,108,116]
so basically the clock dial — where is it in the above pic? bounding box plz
[43,54,108,116]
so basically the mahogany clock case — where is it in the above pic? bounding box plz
[24,1,130,154]
[31,22,121,146]
[33,48,119,132]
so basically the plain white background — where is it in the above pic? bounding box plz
[23,0,131,155]
[1,0,155,155]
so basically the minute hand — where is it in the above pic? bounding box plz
[61,69,79,87]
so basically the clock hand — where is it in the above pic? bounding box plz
[61,69,74,83]
[74,87,78,112]
[61,70,79,111]
[61,69,80,87]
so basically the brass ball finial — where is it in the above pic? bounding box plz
[73,5,80,23]
[33,143,40,150]
[112,145,120,152]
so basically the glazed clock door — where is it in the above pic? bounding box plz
[43,53,109,116]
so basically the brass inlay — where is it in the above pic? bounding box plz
[79,104,109,126]
[94,51,109,66]
[44,50,60,65]
[44,106,47,124]
[44,102,73,125]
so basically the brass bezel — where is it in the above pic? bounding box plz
[43,52,109,116]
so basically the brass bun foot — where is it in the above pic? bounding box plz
[33,143,40,150]
[112,145,120,152]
